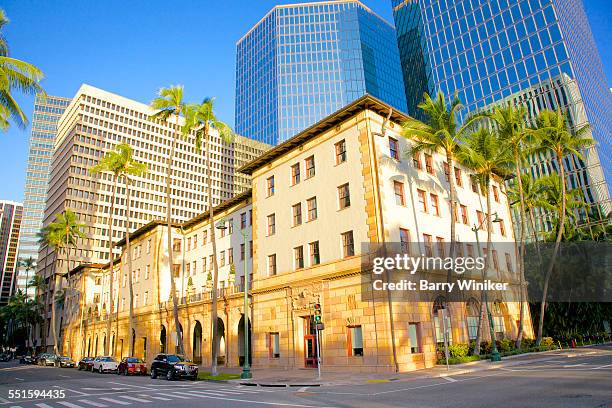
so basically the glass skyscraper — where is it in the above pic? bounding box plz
[236,0,407,145]
[393,0,611,234]
[15,94,70,297]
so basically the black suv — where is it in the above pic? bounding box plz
[150,354,198,381]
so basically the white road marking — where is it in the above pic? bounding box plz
[296,387,310,392]
[0,397,10,403]
[117,395,151,403]
[78,400,108,407]
[594,363,612,370]
[160,393,192,399]
[59,375,71,378]
[107,382,155,390]
[441,376,457,382]
[57,401,87,408]
[97,397,131,405]
[140,395,170,401]
[184,390,238,397]
[35,403,54,408]
[52,385,88,396]
[177,394,337,407]
[14,378,24,381]
[188,389,244,395]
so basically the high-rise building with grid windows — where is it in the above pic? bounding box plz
[15,94,71,298]
[0,201,23,305]
[236,0,407,145]
[392,0,611,236]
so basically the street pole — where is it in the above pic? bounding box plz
[472,224,501,362]
[441,308,450,371]
[315,326,321,380]
[240,228,252,379]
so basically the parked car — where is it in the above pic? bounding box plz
[0,353,11,362]
[19,355,35,364]
[39,354,58,366]
[150,354,198,381]
[92,356,118,373]
[77,357,94,371]
[117,357,147,376]
[56,356,76,368]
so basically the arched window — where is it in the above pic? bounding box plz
[466,298,480,340]
[492,300,505,338]
[432,296,452,345]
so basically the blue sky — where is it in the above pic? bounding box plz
[1,0,610,202]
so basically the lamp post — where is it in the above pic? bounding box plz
[216,219,252,379]
[471,212,502,362]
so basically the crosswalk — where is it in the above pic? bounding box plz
[6,386,274,408]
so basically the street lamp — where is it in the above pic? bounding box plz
[216,219,252,379]
[471,212,502,362]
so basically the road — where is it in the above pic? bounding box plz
[0,345,610,408]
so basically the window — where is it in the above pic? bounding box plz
[408,323,420,353]
[228,249,233,265]
[186,237,191,252]
[493,301,505,335]
[394,181,406,205]
[172,264,180,278]
[413,153,422,170]
[307,197,317,221]
[249,240,253,258]
[423,234,433,257]
[203,230,208,245]
[389,137,399,160]
[467,299,479,340]
[249,210,252,226]
[460,205,469,224]
[348,326,363,356]
[342,231,355,258]
[309,241,320,265]
[505,253,513,272]
[499,219,506,236]
[492,185,500,202]
[268,254,277,276]
[476,211,485,230]
[492,250,499,272]
[433,297,453,345]
[400,228,410,253]
[145,265,150,280]
[454,167,463,187]
[417,189,428,213]
[291,163,300,185]
[267,176,275,197]
[134,294,139,308]
[240,212,247,229]
[471,179,479,194]
[229,220,234,234]
[425,154,433,174]
[220,250,226,267]
[185,263,191,276]
[338,183,350,209]
[267,214,276,236]
[436,237,445,257]
[292,203,302,226]
[335,139,346,164]
[146,239,151,254]
[305,156,315,178]
[172,238,181,252]
[202,257,207,273]
[193,234,197,247]
[443,162,450,181]
[144,291,149,306]
[466,244,475,259]
[294,246,304,269]
[269,333,280,358]
[430,194,440,216]
[240,243,245,261]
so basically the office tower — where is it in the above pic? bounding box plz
[236,0,407,145]
[0,201,23,305]
[36,84,268,348]
[392,0,611,234]
[15,94,71,297]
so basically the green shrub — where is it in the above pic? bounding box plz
[498,338,512,352]
[541,337,554,347]
[480,341,492,355]
[448,343,469,358]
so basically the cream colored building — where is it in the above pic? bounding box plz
[38,84,269,350]
[60,96,532,372]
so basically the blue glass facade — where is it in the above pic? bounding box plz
[236,1,407,145]
[393,0,611,230]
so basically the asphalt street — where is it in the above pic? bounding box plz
[0,345,610,408]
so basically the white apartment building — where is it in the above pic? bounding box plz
[37,84,268,350]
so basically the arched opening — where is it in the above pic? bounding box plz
[492,300,506,340]
[160,325,167,354]
[94,335,98,356]
[466,298,480,341]
[193,321,202,364]
[176,323,184,354]
[432,296,452,345]
[102,334,107,354]
[111,332,115,355]
[237,314,252,366]
[86,337,91,357]
[216,318,226,366]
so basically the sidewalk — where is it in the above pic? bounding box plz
[221,345,609,387]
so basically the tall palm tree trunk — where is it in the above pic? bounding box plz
[125,176,135,356]
[206,128,221,376]
[514,154,528,349]
[536,155,566,345]
[447,153,457,277]
[105,177,117,355]
[166,113,184,355]
[474,186,493,354]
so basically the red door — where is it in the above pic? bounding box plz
[304,335,317,368]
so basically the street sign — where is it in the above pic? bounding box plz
[316,323,325,331]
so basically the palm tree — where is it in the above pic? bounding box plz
[528,109,594,345]
[489,103,530,349]
[41,209,86,354]
[183,98,234,376]
[401,92,484,278]
[91,143,147,356]
[149,85,185,355]
[28,274,45,352]
[0,8,45,130]
[458,127,513,354]
[18,257,36,298]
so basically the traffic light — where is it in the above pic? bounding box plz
[314,303,322,324]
